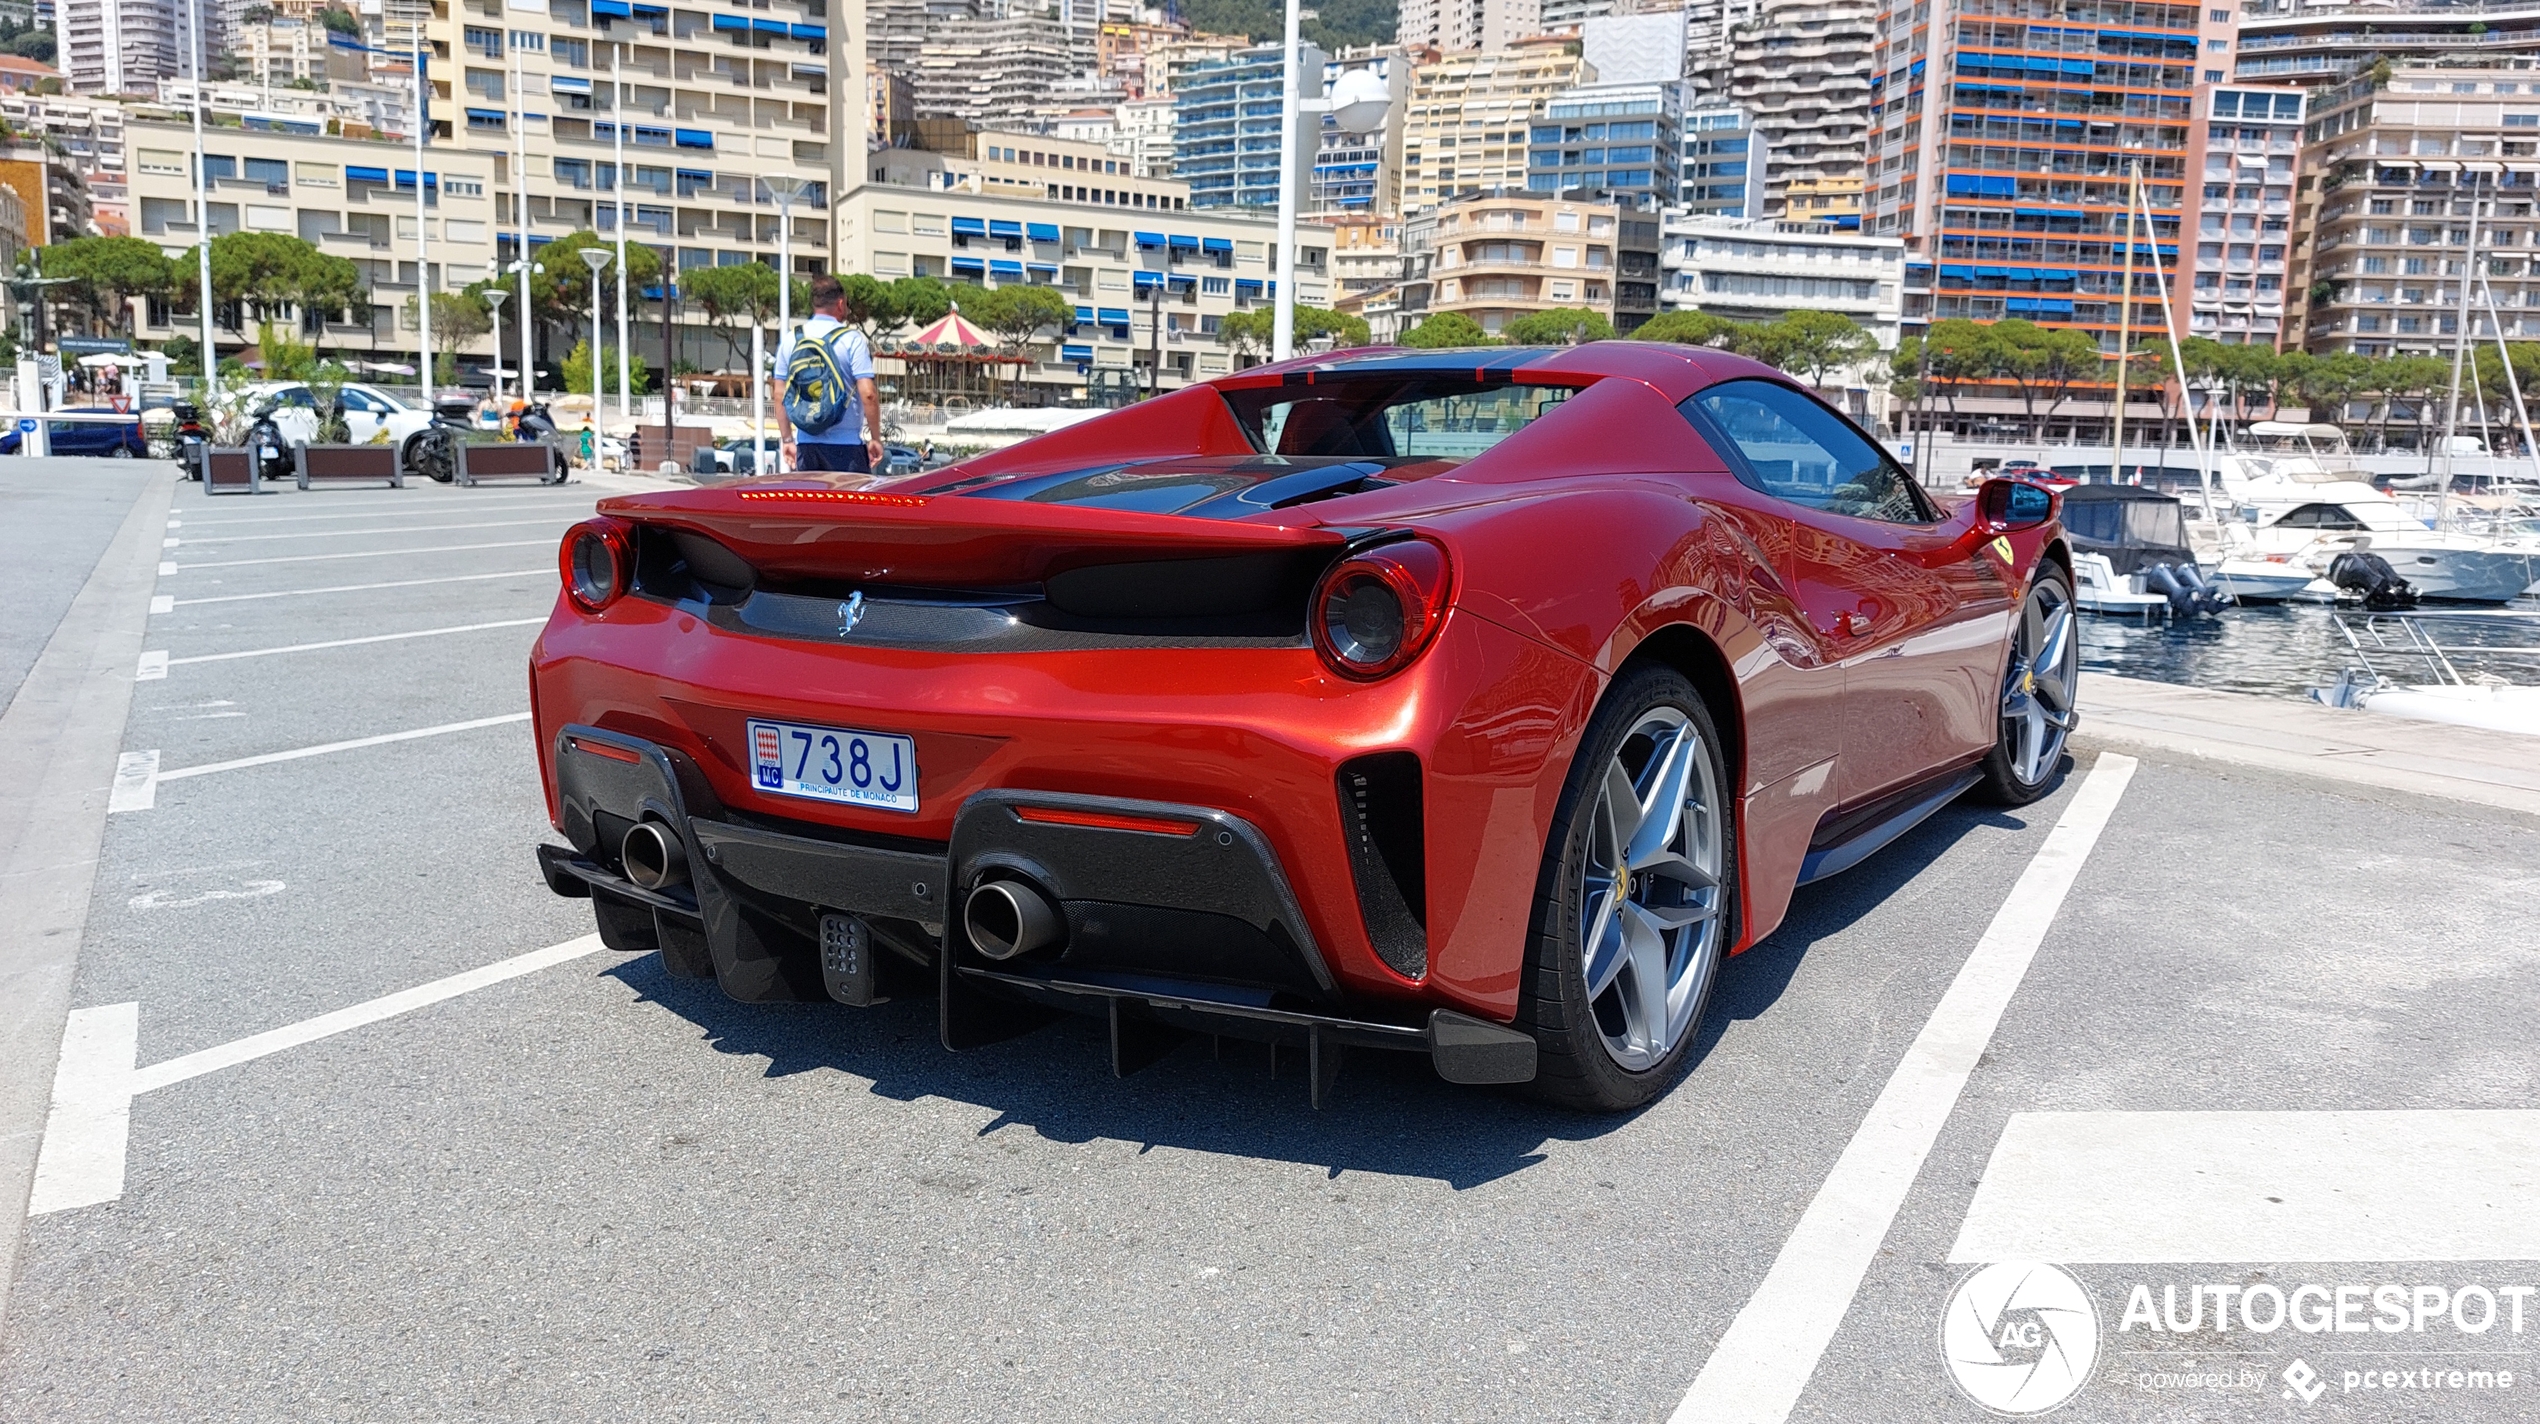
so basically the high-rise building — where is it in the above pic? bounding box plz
[906,15,1075,129]
[1401,36,1593,212]
[1728,0,1874,226]
[1659,211,1904,349]
[865,0,984,80]
[1526,79,1680,206]
[1680,105,1763,218]
[2284,63,2540,355]
[1406,191,1623,333]
[1172,41,1327,210]
[1866,0,2229,362]
[53,0,178,95]
[1578,11,1683,87]
[1397,0,1543,57]
[2180,82,2299,348]
[1111,96,1175,177]
[1312,54,1411,216]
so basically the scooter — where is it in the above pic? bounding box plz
[173,402,210,481]
[406,396,480,483]
[243,402,293,485]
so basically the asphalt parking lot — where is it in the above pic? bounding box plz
[2,462,2535,1422]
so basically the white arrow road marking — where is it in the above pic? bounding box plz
[134,651,168,681]
[128,880,286,912]
[108,751,159,813]
[27,936,604,1217]
[1670,752,2138,1424]
[26,1005,138,1216]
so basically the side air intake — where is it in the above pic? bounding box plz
[1337,752,1427,980]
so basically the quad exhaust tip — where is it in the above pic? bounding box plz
[621,821,688,891]
[965,878,1063,960]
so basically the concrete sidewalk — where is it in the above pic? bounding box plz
[2075,673,2540,818]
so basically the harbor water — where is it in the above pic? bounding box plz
[2079,596,2540,701]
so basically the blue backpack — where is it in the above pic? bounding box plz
[782,326,857,434]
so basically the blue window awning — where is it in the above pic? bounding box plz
[346,165,389,182]
[1167,233,1199,249]
[1940,264,1975,278]
[1233,278,1263,294]
[751,17,787,34]
[592,0,630,14]
[789,23,825,40]
[1132,270,1161,289]
[1201,236,1232,253]
[1166,272,1197,287]
[673,129,713,149]
[949,256,985,275]
[675,167,711,181]
[711,14,745,29]
[951,217,987,235]
[1026,222,1060,241]
[989,259,1024,276]
[393,170,440,188]
[1097,307,1130,324]
[1061,344,1093,361]
[988,219,1023,238]
[552,75,592,93]
[1133,231,1166,247]
[2062,59,2094,74]
[1073,305,1095,321]
[1025,263,1058,276]
[2040,268,2078,281]
[630,1,666,12]
[1977,266,2010,277]
[466,108,505,123]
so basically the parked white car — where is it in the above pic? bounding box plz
[239,381,439,472]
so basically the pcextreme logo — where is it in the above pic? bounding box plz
[1941,1262,2102,1415]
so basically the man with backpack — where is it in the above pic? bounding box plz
[773,275,883,473]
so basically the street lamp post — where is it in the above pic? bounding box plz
[1272,51,1391,361]
[187,0,214,390]
[414,29,432,398]
[511,42,533,401]
[580,248,611,455]
[612,43,632,421]
[483,286,509,403]
[761,175,810,471]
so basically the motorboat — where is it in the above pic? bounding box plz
[2202,448,2538,603]
[2314,610,2540,737]
[2059,485,2228,619]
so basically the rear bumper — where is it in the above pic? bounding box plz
[541,723,1534,1092]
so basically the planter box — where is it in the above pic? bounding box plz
[456,439,564,486]
[202,448,261,496]
[294,442,404,490]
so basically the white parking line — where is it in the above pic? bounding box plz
[150,712,531,787]
[172,568,552,606]
[165,618,544,667]
[1670,753,2138,1424]
[178,496,598,530]
[28,937,603,1217]
[157,561,176,576]
[108,751,160,812]
[1950,1110,2540,1263]
[177,517,574,546]
[149,595,174,615]
[161,537,179,548]
[134,650,168,681]
[25,1005,137,1216]
[165,539,554,572]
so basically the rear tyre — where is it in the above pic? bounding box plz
[1516,665,1737,1113]
[1977,568,2079,806]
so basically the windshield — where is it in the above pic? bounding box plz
[1219,377,1577,463]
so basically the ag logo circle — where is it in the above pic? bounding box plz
[1940,1261,2100,1415]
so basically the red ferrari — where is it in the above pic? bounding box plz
[530,343,2074,1111]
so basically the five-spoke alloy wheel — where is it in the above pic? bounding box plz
[1980,569,2078,805]
[1521,666,1735,1112]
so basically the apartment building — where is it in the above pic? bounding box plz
[1728,0,1874,225]
[1173,41,1328,210]
[53,0,177,96]
[1322,211,1404,296]
[1311,53,1413,216]
[1401,36,1594,212]
[0,91,124,234]
[1681,105,1764,217]
[831,181,1320,394]
[125,118,501,359]
[1410,192,1623,333]
[1112,95,1174,177]
[1399,0,1545,56]
[1659,212,1904,348]
[429,0,856,374]
[2178,82,2299,347]
[868,122,1190,213]
[0,131,88,243]
[1865,0,2233,354]
[905,14,1076,129]
[1527,79,1680,205]
[2292,62,2540,355]
[2232,0,2527,89]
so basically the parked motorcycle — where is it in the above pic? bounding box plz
[406,396,479,483]
[243,402,294,485]
[173,402,210,481]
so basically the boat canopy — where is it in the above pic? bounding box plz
[2059,484,2194,573]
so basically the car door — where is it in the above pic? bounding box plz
[268,386,321,444]
[337,387,384,443]
[1684,379,2011,806]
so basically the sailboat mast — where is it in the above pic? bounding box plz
[2135,163,2221,529]
[2478,271,2540,489]
[2112,159,2140,483]
[2436,194,2484,523]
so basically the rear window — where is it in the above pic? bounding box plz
[1220,377,1576,463]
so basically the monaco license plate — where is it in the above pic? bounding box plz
[746,718,918,813]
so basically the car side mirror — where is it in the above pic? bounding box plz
[1977,476,2055,532]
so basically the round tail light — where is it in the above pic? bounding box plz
[561,518,632,613]
[1310,538,1452,680]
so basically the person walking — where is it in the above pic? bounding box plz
[773,274,883,474]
